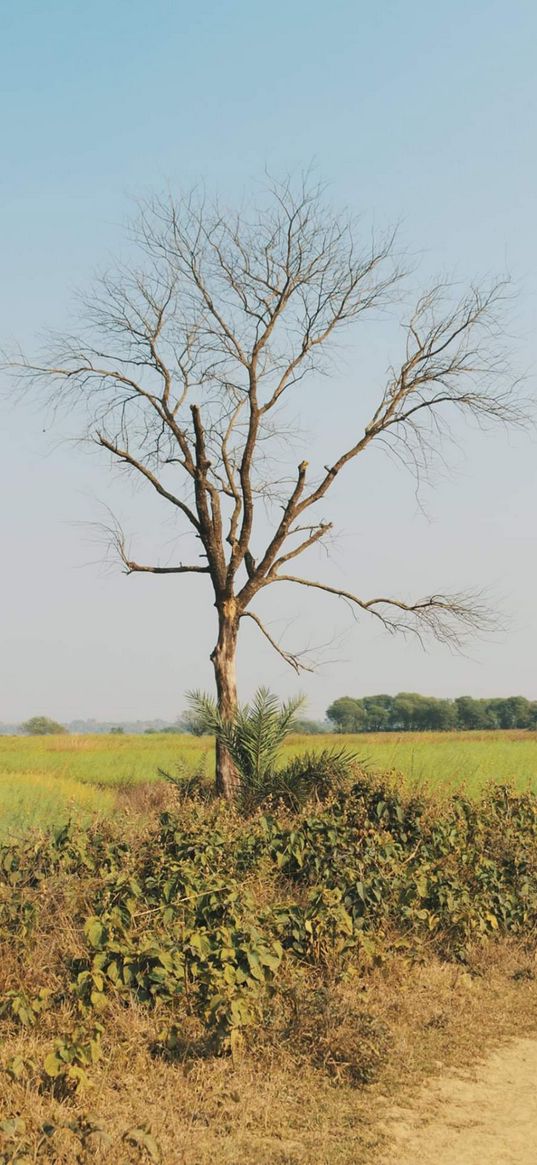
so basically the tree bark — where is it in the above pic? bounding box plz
[211,601,240,799]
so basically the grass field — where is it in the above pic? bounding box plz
[1,729,537,837]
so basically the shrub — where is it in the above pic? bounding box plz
[2,771,537,1093]
[187,687,304,808]
[271,746,358,809]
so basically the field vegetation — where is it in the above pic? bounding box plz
[0,771,116,838]
[2,753,537,1163]
[1,730,537,837]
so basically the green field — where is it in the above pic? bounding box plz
[1,729,537,837]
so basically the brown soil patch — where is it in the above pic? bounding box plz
[381,1037,537,1164]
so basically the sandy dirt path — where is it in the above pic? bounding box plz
[381,1037,537,1164]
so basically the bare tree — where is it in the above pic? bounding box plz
[10,178,527,797]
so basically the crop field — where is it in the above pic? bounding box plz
[1,729,537,837]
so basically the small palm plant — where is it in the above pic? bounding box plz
[186,687,304,807]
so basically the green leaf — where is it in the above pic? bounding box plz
[84,916,107,949]
[5,1055,26,1080]
[43,1052,62,1078]
[261,950,282,972]
[90,990,107,1011]
[0,1117,26,1136]
[246,950,263,980]
[67,1065,88,1091]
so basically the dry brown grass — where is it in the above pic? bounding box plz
[2,939,537,1164]
[3,778,537,1164]
[114,781,178,818]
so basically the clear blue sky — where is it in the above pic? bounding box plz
[1,0,536,722]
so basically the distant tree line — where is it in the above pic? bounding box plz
[326,694,537,733]
[12,696,537,738]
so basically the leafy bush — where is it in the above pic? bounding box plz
[157,758,212,804]
[2,772,537,1094]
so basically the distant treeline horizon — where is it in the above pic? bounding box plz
[326,694,537,733]
[2,692,537,736]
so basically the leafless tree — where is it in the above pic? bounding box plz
[10,177,528,797]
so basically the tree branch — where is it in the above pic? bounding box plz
[8,176,529,694]
[271,575,496,649]
[237,459,310,604]
[271,521,333,572]
[122,559,210,576]
[241,610,314,673]
[190,404,226,590]
[97,434,200,530]
[88,510,207,579]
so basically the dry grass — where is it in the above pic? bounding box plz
[3,761,537,1162]
[2,930,537,1164]
[114,781,178,818]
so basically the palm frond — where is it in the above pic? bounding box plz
[186,687,305,802]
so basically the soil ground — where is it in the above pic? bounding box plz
[381,1037,537,1164]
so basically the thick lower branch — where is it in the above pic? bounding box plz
[190,405,227,591]
[123,560,210,575]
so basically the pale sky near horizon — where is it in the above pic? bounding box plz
[1,0,536,723]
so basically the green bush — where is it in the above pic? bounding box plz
[269,746,357,809]
[2,773,537,1085]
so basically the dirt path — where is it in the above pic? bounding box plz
[381,1037,537,1164]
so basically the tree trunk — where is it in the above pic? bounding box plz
[211,602,240,799]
